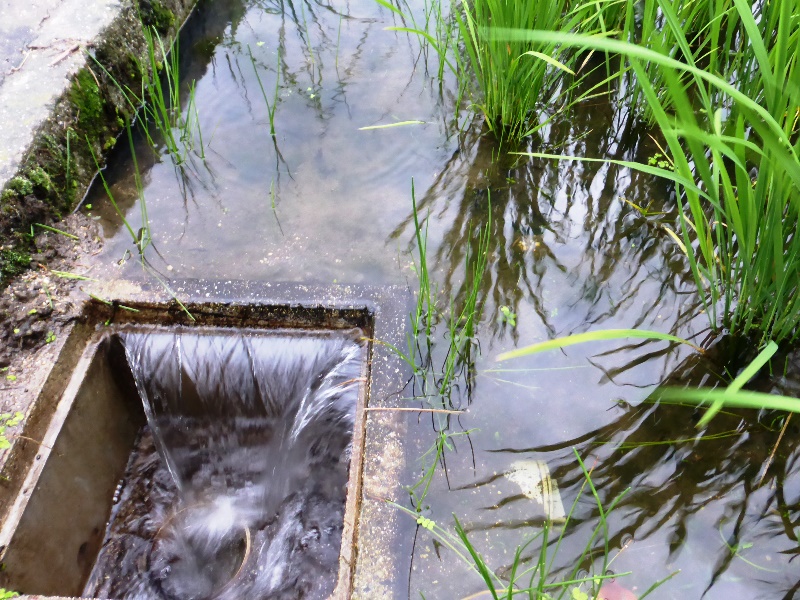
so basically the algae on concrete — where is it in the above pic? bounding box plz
[0,0,196,288]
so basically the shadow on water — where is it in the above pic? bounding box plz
[407,338,800,599]
[389,97,701,353]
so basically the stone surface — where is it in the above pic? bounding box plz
[0,0,122,186]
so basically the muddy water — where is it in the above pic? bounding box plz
[85,0,800,598]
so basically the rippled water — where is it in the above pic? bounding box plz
[84,0,800,597]
[84,329,364,599]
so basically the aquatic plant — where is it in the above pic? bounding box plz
[377,0,582,142]
[508,0,800,344]
[248,45,281,137]
[391,450,676,598]
[91,22,205,164]
[134,25,205,163]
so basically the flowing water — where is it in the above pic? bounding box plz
[84,329,364,599]
[84,0,800,597]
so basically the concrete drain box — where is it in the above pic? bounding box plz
[0,283,412,600]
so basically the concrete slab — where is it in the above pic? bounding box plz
[0,0,121,186]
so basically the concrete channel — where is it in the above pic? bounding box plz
[2,0,418,595]
[0,280,414,598]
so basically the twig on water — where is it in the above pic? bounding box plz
[365,407,464,414]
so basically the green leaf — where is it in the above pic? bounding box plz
[521,50,575,75]
[497,329,702,362]
[571,588,589,600]
[358,120,426,130]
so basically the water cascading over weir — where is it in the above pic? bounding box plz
[0,286,410,599]
[84,328,365,599]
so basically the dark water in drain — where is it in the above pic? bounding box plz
[84,330,364,599]
[83,0,800,597]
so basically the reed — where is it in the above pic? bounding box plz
[505,0,800,344]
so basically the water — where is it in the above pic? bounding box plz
[84,328,364,599]
[83,0,800,597]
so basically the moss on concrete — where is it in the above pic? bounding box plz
[139,0,176,32]
[70,68,106,141]
[0,0,197,288]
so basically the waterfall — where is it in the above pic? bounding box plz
[84,327,364,600]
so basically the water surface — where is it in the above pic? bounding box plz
[85,1,800,597]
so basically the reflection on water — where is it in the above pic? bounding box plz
[85,0,800,598]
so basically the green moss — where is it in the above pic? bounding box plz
[69,69,105,139]
[27,167,52,195]
[139,0,175,32]
[6,177,33,197]
[0,249,31,286]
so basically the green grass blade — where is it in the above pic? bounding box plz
[496,329,702,362]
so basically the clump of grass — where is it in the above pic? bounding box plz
[451,0,581,141]
[135,26,205,162]
[91,23,205,164]
[505,0,800,344]
[378,0,583,142]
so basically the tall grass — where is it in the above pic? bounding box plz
[451,0,582,141]
[378,0,585,142]
[506,0,800,344]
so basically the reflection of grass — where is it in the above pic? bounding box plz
[391,449,676,598]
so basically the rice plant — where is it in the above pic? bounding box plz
[504,0,800,344]
[248,45,281,137]
[135,26,205,163]
[378,0,586,142]
[455,0,586,141]
[91,22,205,164]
